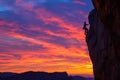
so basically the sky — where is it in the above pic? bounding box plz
[0,0,94,77]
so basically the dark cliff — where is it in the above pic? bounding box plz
[87,9,117,80]
[92,0,120,34]
[86,0,120,80]
[91,0,120,60]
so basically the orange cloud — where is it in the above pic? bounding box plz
[0,1,93,77]
[0,31,92,75]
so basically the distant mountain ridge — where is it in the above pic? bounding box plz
[0,72,17,79]
[0,71,94,80]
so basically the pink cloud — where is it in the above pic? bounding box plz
[73,0,87,5]
[0,0,93,76]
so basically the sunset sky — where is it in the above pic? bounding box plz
[0,0,94,77]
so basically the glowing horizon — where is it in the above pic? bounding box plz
[0,0,94,77]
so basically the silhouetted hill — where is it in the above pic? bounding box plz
[70,76,94,80]
[70,76,86,80]
[0,72,17,79]
[0,71,94,80]
[86,77,94,80]
[0,71,70,80]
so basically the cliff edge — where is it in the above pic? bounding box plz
[86,0,120,79]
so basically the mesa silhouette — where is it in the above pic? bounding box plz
[0,71,93,80]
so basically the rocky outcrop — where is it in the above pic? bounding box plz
[91,0,120,62]
[92,0,120,34]
[87,9,118,80]
[86,0,120,80]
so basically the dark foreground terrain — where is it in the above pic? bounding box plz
[0,71,94,80]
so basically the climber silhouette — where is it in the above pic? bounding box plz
[83,21,89,35]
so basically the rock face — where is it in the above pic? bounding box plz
[86,0,120,80]
[91,0,120,63]
[92,0,120,35]
[87,9,117,80]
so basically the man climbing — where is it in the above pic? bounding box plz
[83,21,89,35]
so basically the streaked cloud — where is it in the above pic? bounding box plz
[73,0,87,5]
[0,0,93,76]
